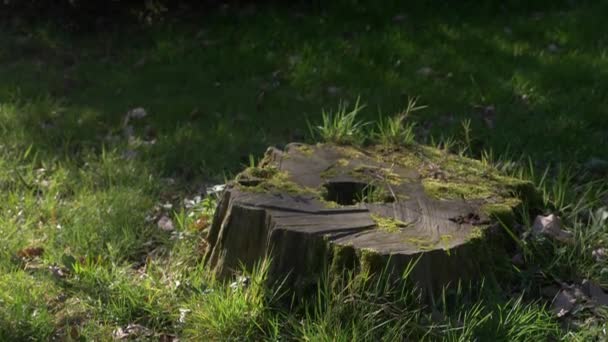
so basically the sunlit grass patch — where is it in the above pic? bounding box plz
[182,258,283,341]
[0,271,58,341]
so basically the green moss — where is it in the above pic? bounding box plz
[335,145,365,159]
[405,237,436,250]
[336,158,349,167]
[422,179,494,200]
[296,144,315,156]
[320,167,339,179]
[320,159,351,179]
[492,175,540,206]
[419,145,444,160]
[481,199,521,226]
[350,165,403,185]
[358,248,384,275]
[440,154,489,179]
[240,166,279,179]
[394,150,423,168]
[469,226,485,240]
[370,214,410,233]
[330,244,358,274]
[439,234,453,246]
[318,198,341,208]
[238,168,319,195]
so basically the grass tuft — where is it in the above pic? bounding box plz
[374,97,426,147]
[310,97,368,145]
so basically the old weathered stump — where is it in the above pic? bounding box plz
[205,143,536,294]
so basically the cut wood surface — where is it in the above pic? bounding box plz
[205,143,536,293]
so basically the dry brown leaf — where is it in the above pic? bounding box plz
[17,246,45,259]
[191,216,209,231]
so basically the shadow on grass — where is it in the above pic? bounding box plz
[1,0,607,179]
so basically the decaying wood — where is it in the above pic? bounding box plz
[204,143,536,294]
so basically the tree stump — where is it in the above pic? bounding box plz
[205,143,536,294]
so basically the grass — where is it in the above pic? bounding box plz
[374,97,425,146]
[311,97,368,145]
[1,0,608,339]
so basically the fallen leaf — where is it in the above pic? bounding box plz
[49,265,68,278]
[158,334,179,342]
[133,56,146,68]
[121,149,138,160]
[594,207,608,223]
[541,285,560,299]
[70,326,80,340]
[392,14,407,22]
[288,54,302,67]
[327,86,340,96]
[547,43,559,53]
[192,217,209,231]
[256,90,265,112]
[206,184,226,196]
[17,246,44,259]
[157,216,174,232]
[532,214,574,243]
[230,275,250,291]
[581,279,608,306]
[584,158,608,175]
[113,324,152,340]
[592,248,607,262]
[474,105,496,129]
[552,289,577,317]
[184,196,202,209]
[123,125,135,139]
[417,66,434,77]
[178,308,191,324]
[511,253,525,266]
[126,107,148,120]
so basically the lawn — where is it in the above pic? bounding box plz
[1,1,607,340]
